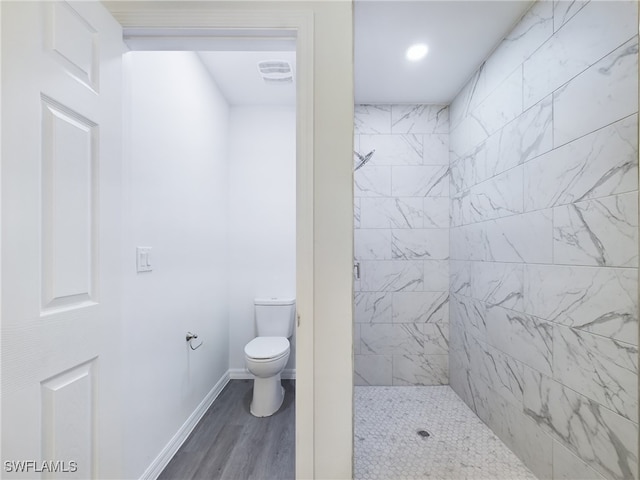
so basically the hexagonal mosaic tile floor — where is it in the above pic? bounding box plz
[355,386,538,480]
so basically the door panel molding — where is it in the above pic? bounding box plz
[41,358,97,479]
[40,94,99,314]
[45,2,99,92]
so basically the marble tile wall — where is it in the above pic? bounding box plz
[354,104,450,386]
[448,1,639,479]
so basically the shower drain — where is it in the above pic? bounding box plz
[417,429,431,438]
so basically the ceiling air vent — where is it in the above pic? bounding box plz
[257,60,293,84]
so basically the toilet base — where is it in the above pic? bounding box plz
[250,374,285,417]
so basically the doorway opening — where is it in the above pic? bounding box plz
[121,32,301,479]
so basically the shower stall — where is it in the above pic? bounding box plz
[353,1,639,479]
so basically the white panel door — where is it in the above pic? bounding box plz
[1,1,124,478]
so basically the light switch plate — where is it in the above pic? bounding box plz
[136,247,152,272]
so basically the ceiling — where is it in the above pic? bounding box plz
[195,1,534,106]
[354,0,534,104]
[198,51,296,107]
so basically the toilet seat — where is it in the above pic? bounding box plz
[244,336,289,360]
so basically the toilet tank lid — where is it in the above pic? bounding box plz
[254,297,295,306]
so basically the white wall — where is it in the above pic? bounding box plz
[227,106,296,372]
[123,51,230,478]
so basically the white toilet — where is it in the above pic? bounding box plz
[244,297,295,417]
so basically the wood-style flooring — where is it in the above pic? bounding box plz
[158,379,295,480]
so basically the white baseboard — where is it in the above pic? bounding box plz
[140,372,230,480]
[229,367,296,380]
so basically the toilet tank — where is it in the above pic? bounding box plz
[254,298,296,337]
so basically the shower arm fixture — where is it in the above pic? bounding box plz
[354,149,375,171]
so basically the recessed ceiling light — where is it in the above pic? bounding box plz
[406,43,428,62]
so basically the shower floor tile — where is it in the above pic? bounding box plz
[355,386,538,480]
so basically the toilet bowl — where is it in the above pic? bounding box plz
[244,336,290,417]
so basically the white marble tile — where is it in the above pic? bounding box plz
[391,228,449,260]
[491,94,554,167]
[485,304,553,375]
[525,115,638,211]
[449,260,472,297]
[360,197,423,228]
[354,197,361,228]
[360,323,423,356]
[449,110,494,162]
[449,345,474,408]
[449,157,467,197]
[522,371,638,480]
[452,166,524,226]
[524,264,638,345]
[450,149,481,196]
[450,293,488,341]
[450,223,486,261]
[451,260,524,309]
[391,104,449,134]
[472,377,554,479]
[472,261,524,310]
[472,68,524,136]
[554,38,638,147]
[354,354,392,386]
[422,197,449,228]
[451,68,525,161]
[483,209,554,264]
[391,166,449,197]
[450,192,474,228]
[354,104,391,134]
[354,324,361,355]
[423,260,449,291]
[355,291,393,324]
[553,192,639,267]
[423,324,449,356]
[453,328,485,394]
[422,134,449,165]
[392,292,448,324]
[481,1,554,95]
[449,194,464,228]
[354,229,392,261]
[360,134,423,166]
[354,165,391,198]
[392,355,448,386]
[462,358,492,417]
[449,67,485,132]
[360,260,423,292]
[553,325,638,422]
[523,0,638,108]
[552,439,606,480]
[451,1,553,131]
[554,0,590,32]
[451,96,553,194]
[466,331,526,406]
[449,193,466,229]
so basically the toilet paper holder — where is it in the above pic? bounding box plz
[186,332,203,350]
